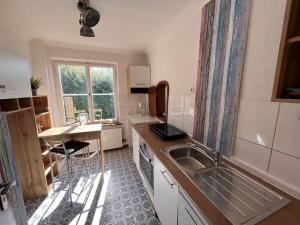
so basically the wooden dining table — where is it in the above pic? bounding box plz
[38,124,105,179]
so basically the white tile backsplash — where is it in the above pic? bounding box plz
[233,99,300,199]
[173,116,184,130]
[183,119,194,136]
[273,103,300,158]
[174,96,185,117]
[268,151,300,192]
[236,99,279,148]
[233,138,271,173]
[184,94,195,115]
[168,94,194,136]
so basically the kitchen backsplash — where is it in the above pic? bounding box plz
[168,94,195,136]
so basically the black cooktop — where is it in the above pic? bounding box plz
[149,123,187,140]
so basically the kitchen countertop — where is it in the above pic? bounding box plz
[133,122,300,225]
[127,114,158,124]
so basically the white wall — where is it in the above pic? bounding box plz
[0,23,31,99]
[29,39,49,96]
[30,40,149,141]
[147,0,207,136]
[147,0,300,199]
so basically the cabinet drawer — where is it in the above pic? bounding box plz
[178,189,208,225]
[154,155,178,225]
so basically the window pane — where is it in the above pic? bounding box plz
[93,95,115,120]
[63,96,88,122]
[90,66,114,94]
[59,64,87,94]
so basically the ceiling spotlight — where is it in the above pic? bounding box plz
[80,25,95,37]
[78,0,100,37]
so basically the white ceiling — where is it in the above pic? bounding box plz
[1,0,194,53]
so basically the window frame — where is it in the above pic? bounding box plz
[53,61,118,124]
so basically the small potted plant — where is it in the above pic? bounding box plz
[30,76,44,96]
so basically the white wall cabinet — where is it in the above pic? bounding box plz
[154,155,178,225]
[128,65,151,88]
[178,189,208,225]
[132,127,140,168]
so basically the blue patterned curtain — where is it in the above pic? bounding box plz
[193,0,251,155]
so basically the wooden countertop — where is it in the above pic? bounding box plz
[133,123,300,225]
[38,124,102,138]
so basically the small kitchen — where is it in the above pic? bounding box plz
[0,0,300,225]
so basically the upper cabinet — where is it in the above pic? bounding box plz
[128,65,151,93]
[272,0,300,103]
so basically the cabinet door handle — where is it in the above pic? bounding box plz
[139,145,151,162]
[160,170,175,189]
[184,207,197,225]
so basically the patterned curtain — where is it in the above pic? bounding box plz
[193,0,251,155]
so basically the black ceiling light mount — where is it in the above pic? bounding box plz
[78,0,100,37]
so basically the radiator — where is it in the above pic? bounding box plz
[101,127,123,150]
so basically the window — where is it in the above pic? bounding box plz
[57,63,116,123]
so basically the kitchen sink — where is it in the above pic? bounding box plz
[161,143,290,225]
[163,144,216,178]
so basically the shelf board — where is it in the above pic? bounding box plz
[287,36,300,44]
[44,161,57,176]
[41,147,49,157]
[272,98,300,103]
[35,111,50,118]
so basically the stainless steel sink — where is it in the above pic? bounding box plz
[165,144,215,177]
[161,143,290,225]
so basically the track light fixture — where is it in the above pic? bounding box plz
[78,0,100,37]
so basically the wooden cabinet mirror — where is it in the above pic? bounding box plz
[148,81,169,122]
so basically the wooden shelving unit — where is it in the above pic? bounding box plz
[32,96,59,188]
[0,96,59,199]
[272,0,300,103]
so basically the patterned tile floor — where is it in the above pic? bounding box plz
[25,148,160,225]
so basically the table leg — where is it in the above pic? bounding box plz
[98,132,105,180]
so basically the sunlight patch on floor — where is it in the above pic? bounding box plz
[28,182,65,225]
[68,171,111,225]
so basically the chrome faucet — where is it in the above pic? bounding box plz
[215,151,222,167]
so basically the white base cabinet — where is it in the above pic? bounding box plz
[132,128,140,169]
[131,130,209,225]
[154,155,178,225]
[178,189,208,225]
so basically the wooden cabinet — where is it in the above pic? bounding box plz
[132,128,140,168]
[178,189,208,225]
[128,65,151,93]
[154,155,178,225]
[5,108,48,200]
[272,0,300,103]
[0,96,58,199]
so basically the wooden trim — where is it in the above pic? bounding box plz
[272,98,300,104]
[272,0,293,101]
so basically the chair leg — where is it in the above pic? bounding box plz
[49,152,56,195]
[66,156,73,206]
[87,146,92,175]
